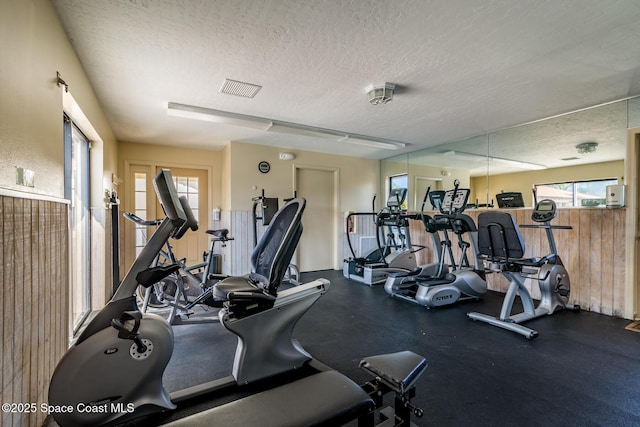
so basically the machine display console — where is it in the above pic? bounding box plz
[440,188,470,214]
[531,199,557,222]
[387,187,408,209]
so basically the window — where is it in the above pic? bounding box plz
[173,175,199,223]
[134,172,147,257]
[64,114,91,333]
[535,178,618,208]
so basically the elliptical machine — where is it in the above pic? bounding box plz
[384,181,487,308]
[467,188,580,339]
[343,188,422,286]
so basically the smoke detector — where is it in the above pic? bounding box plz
[366,83,395,105]
[576,142,598,154]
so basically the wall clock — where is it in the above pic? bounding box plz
[258,161,270,174]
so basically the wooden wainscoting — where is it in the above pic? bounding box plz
[1,195,69,427]
[409,208,627,317]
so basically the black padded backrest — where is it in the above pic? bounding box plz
[250,198,306,295]
[174,196,199,239]
[477,211,526,260]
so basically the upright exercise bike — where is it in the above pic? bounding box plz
[124,206,232,324]
[467,189,580,338]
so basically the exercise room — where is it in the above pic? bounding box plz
[2,1,640,426]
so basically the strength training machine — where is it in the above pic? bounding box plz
[467,189,580,338]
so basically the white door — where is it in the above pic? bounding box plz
[295,167,336,272]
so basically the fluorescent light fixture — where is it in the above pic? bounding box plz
[267,123,345,140]
[443,150,545,170]
[339,136,405,150]
[167,102,272,130]
[167,102,407,150]
[490,157,546,170]
[442,150,486,161]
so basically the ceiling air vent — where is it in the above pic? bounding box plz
[219,79,262,98]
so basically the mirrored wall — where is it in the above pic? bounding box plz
[382,97,640,211]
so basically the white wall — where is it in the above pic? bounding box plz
[228,141,380,212]
[0,0,119,307]
[0,0,118,200]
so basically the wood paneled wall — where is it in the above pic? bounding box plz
[409,207,627,317]
[1,196,68,427]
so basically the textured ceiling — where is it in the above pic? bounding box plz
[52,0,640,167]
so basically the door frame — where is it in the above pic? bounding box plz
[293,164,340,270]
[414,176,443,211]
[625,127,640,319]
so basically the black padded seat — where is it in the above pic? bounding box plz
[135,264,180,288]
[164,371,375,427]
[206,228,229,239]
[211,275,263,301]
[359,351,427,395]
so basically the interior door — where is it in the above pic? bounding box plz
[295,167,336,272]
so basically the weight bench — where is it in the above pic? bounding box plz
[164,351,427,427]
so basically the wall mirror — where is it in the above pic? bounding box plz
[380,153,408,208]
[383,97,640,211]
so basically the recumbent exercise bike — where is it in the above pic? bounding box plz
[467,189,580,338]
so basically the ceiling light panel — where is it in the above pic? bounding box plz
[219,79,262,98]
[167,102,408,150]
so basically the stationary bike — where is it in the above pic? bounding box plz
[467,190,580,338]
[125,208,232,324]
[48,169,330,426]
[385,181,487,308]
